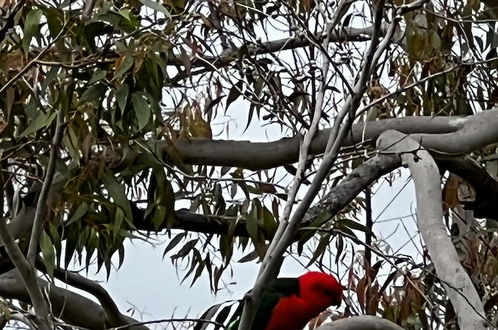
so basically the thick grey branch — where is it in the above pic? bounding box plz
[0,220,51,329]
[377,130,488,330]
[303,153,401,224]
[169,112,478,170]
[36,260,138,328]
[0,270,148,330]
[316,315,405,330]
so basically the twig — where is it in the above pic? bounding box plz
[237,1,360,329]
[0,20,71,94]
[82,0,96,20]
[27,111,64,264]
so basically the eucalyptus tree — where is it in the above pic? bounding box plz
[0,0,497,329]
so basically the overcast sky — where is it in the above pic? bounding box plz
[86,104,420,328]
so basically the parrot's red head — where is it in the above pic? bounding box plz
[298,271,342,311]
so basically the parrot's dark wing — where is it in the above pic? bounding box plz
[229,277,300,329]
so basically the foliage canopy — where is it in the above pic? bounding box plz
[0,0,497,329]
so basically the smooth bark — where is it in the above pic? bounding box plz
[169,111,498,170]
[0,270,148,330]
[316,316,405,330]
[377,130,488,330]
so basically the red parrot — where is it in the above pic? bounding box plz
[230,271,342,330]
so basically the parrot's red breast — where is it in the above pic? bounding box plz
[263,271,342,330]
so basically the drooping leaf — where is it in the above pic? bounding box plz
[163,232,187,258]
[225,81,243,110]
[67,203,90,225]
[23,9,43,54]
[19,111,57,138]
[103,173,134,228]
[132,92,151,130]
[116,83,129,113]
[40,231,55,277]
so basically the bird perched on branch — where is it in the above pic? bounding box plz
[200,271,341,330]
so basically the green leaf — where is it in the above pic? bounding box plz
[114,207,125,238]
[139,0,172,18]
[19,111,57,138]
[132,92,151,130]
[164,180,176,227]
[40,231,55,277]
[163,232,187,258]
[306,234,330,267]
[152,204,167,230]
[45,7,63,37]
[114,55,134,80]
[89,69,107,84]
[103,173,134,228]
[226,80,243,110]
[118,9,133,21]
[430,32,441,50]
[116,83,129,113]
[23,9,43,54]
[67,203,90,225]
[246,200,259,241]
[80,84,105,104]
[336,219,376,237]
[238,249,259,263]
[171,239,198,259]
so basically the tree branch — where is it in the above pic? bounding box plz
[239,0,395,328]
[174,25,382,70]
[36,259,139,328]
[316,315,405,330]
[169,113,471,170]
[0,220,51,329]
[27,111,64,264]
[377,130,489,329]
[436,156,498,220]
[0,270,148,330]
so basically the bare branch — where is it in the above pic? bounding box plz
[27,111,64,264]
[169,110,498,170]
[0,220,51,329]
[316,315,405,330]
[36,259,137,328]
[377,130,489,329]
[0,270,148,330]
[82,0,96,20]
